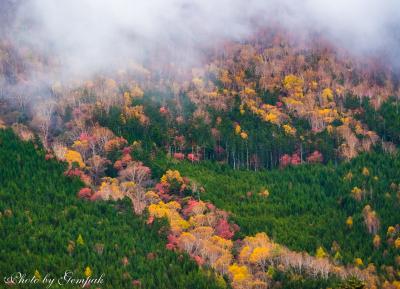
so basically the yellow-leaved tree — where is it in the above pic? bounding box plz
[84,266,92,278]
[316,246,327,258]
[249,247,270,270]
[321,88,334,102]
[77,234,84,246]
[228,263,250,282]
[283,74,304,99]
[346,216,353,229]
[34,270,42,281]
[65,150,85,168]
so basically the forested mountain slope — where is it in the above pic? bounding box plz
[156,153,400,270]
[0,129,227,289]
[0,6,400,288]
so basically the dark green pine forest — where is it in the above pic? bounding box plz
[159,153,400,269]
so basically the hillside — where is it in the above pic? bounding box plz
[158,153,400,269]
[0,129,227,289]
[0,2,400,289]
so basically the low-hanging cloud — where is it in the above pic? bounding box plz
[7,0,400,80]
